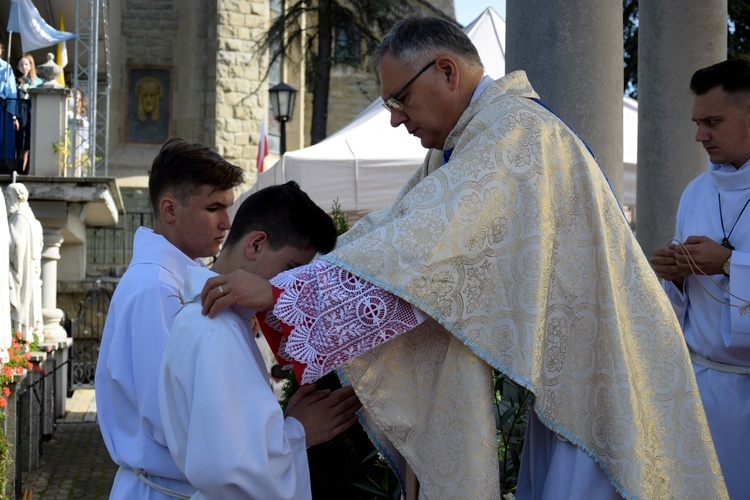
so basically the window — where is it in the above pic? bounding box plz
[334,22,361,66]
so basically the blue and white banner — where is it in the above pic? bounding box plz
[7,0,76,52]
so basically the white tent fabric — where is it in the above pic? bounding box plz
[247,97,427,214]
[242,7,637,214]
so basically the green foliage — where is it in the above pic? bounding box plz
[0,330,39,497]
[330,198,349,235]
[51,130,101,176]
[0,418,9,499]
[728,0,750,59]
[281,372,401,499]
[495,372,532,495]
[623,0,639,98]
[623,0,750,97]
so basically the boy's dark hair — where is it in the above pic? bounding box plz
[148,137,244,213]
[225,181,337,254]
[690,57,750,96]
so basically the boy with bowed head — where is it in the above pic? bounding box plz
[96,138,357,499]
[158,181,360,499]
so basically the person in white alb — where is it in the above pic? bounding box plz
[159,181,361,499]
[651,57,750,499]
[95,137,245,499]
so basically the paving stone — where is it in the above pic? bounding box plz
[21,390,117,499]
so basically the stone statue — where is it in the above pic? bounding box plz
[0,187,11,360]
[6,183,44,342]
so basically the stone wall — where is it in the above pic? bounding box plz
[105,0,455,181]
[106,0,268,190]
[214,0,269,180]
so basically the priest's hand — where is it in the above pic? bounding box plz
[201,269,274,318]
[285,384,362,447]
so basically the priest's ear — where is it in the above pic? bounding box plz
[243,231,269,260]
[435,55,460,91]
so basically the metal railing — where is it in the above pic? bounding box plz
[13,355,63,499]
[86,212,153,269]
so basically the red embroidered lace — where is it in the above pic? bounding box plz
[258,260,421,384]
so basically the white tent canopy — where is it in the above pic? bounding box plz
[244,7,637,213]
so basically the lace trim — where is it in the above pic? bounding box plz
[261,260,421,384]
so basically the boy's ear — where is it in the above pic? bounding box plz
[159,196,177,223]
[244,231,268,260]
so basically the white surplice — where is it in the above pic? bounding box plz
[95,227,201,499]
[159,266,311,500]
[663,159,750,498]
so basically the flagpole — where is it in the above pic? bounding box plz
[5,32,13,90]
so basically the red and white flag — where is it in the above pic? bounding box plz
[256,116,269,173]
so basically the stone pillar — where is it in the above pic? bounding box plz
[0,187,11,357]
[29,88,69,177]
[41,229,67,342]
[635,0,727,258]
[505,1,624,201]
[53,340,72,419]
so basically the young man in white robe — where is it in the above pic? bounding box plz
[158,181,361,499]
[197,16,728,499]
[95,138,245,499]
[651,58,750,499]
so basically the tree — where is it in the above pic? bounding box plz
[728,0,750,59]
[258,1,407,145]
[623,0,750,98]
[623,0,638,98]
[257,0,454,145]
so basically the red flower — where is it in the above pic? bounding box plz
[3,367,12,378]
[15,367,23,375]
[2,387,10,397]
[23,352,30,361]
[26,362,32,370]
[0,398,6,408]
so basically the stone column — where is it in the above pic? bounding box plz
[635,0,727,258]
[41,229,67,342]
[29,88,69,176]
[505,0,623,201]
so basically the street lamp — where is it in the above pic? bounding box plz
[268,82,297,155]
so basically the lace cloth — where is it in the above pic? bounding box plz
[258,260,421,385]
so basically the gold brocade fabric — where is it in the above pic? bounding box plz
[324,72,727,499]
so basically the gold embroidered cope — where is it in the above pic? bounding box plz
[323,72,727,499]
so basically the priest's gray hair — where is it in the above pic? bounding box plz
[372,16,483,74]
